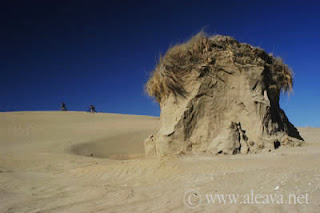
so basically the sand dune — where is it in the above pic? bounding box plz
[0,111,319,212]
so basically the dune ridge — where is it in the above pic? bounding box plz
[0,111,319,212]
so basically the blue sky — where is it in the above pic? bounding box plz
[0,0,319,127]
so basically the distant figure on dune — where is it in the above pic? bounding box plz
[60,102,67,111]
[89,105,96,114]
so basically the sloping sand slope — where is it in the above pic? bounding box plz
[0,111,319,212]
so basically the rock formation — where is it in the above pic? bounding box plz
[145,32,304,157]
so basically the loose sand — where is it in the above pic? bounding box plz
[0,111,319,212]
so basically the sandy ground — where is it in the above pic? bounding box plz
[0,111,319,213]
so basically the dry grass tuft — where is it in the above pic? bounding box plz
[271,57,293,93]
[146,32,207,103]
[146,32,293,103]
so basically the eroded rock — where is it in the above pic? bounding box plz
[145,32,304,157]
